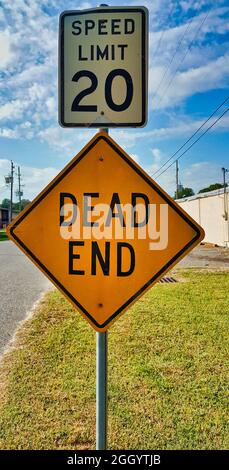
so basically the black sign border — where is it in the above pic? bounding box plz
[10,135,202,330]
[59,7,148,128]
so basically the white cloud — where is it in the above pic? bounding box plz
[0,1,227,205]
[131,154,140,164]
[21,165,59,199]
[0,128,19,139]
[0,0,228,154]
[0,30,14,69]
[150,7,229,65]
[1,111,228,156]
[0,158,59,201]
[180,1,226,15]
[145,160,223,197]
[149,148,163,174]
[180,161,223,193]
[39,126,95,155]
[152,148,161,160]
[112,114,229,149]
[0,100,27,121]
[151,54,229,109]
[149,6,229,108]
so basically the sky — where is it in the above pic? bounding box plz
[0,0,229,203]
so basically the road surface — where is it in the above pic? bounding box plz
[0,241,51,354]
[176,244,229,269]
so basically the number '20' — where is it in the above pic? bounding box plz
[71,69,133,113]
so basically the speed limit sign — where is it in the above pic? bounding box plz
[59,6,148,128]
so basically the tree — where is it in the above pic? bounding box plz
[13,199,31,211]
[0,198,10,208]
[0,198,30,211]
[174,187,194,199]
[198,183,227,194]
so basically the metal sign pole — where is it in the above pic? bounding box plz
[96,126,109,451]
[96,331,108,449]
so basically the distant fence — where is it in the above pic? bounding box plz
[177,188,229,247]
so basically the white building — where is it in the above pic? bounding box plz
[177,188,229,247]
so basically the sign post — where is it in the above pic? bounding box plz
[7,131,205,448]
[96,125,109,450]
[96,330,107,450]
[6,5,205,451]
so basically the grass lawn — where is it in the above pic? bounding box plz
[0,230,8,241]
[0,270,228,450]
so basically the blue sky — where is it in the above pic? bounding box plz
[0,0,229,202]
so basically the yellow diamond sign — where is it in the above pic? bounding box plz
[7,132,204,331]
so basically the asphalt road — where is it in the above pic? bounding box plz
[177,244,229,269]
[0,241,51,354]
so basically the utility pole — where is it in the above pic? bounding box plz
[96,126,108,451]
[176,159,179,199]
[222,167,228,221]
[17,166,22,212]
[10,161,15,223]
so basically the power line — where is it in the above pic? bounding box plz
[152,1,175,60]
[156,107,229,179]
[155,107,229,180]
[153,3,174,56]
[153,30,166,61]
[152,96,229,177]
[153,16,194,100]
[156,9,210,109]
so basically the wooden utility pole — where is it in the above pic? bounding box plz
[18,166,22,212]
[10,161,15,223]
[176,159,179,199]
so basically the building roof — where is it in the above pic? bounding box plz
[176,187,229,202]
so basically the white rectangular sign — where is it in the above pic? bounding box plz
[59,6,148,128]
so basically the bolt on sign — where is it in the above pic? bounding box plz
[59,6,148,127]
[7,133,205,332]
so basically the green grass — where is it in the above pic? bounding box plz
[0,270,228,450]
[0,230,8,241]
